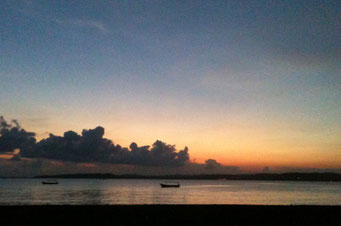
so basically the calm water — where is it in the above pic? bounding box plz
[1,179,341,205]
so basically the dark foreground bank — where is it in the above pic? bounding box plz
[0,205,340,225]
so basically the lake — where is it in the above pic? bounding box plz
[1,179,341,205]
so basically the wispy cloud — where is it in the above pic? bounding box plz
[71,19,110,34]
[55,18,110,34]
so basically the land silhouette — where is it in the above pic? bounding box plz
[33,172,341,182]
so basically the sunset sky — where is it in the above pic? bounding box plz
[1,0,340,173]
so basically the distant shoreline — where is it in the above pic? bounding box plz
[2,172,341,182]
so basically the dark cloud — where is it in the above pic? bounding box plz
[263,166,270,173]
[204,159,239,173]
[21,126,114,163]
[0,116,36,153]
[19,123,189,167]
[205,159,222,170]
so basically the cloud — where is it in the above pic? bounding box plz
[0,116,36,153]
[205,159,222,170]
[262,166,270,173]
[55,18,110,34]
[204,159,239,173]
[19,123,189,167]
[73,19,110,34]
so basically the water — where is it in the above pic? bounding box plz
[1,179,341,205]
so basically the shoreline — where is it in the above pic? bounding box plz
[2,172,341,182]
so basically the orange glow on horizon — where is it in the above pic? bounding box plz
[12,111,341,171]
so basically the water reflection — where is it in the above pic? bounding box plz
[0,179,341,205]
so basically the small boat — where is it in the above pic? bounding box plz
[160,182,180,188]
[42,179,59,185]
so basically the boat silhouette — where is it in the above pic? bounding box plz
[42,179,59,185]
[160,182,180,188]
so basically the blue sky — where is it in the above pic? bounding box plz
[1,0,340,168]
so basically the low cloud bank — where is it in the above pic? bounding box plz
[1,116,190,167]
[203,159,239,173]
[21,126,189,167]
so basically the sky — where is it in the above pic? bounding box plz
[0,0,340,175]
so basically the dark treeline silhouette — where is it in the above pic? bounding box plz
[33,172,341,182]
[0,116,189,167]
